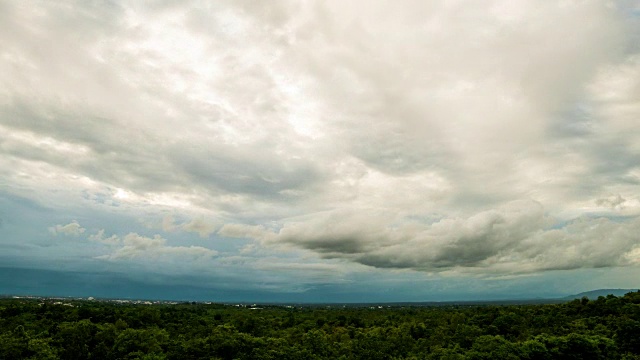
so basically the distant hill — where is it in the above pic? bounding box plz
[564,289,639,300]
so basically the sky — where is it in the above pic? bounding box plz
[1,0,640,302]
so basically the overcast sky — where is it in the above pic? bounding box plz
[1,0,640,302]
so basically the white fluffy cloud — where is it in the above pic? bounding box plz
[88,229,121,245]
[103,232,218,260]
[85,227,218,261]
[49,221,86,236]
[161,215,218,238]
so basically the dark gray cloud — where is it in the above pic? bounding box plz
[222,200,640,274]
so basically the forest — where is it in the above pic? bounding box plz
[1,291,640,359]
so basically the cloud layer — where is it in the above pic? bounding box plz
[1,0,640,293]
[222,200,640,274]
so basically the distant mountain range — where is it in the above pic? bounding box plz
[564,289,639,300]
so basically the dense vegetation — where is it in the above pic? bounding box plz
[1,292,640,359]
